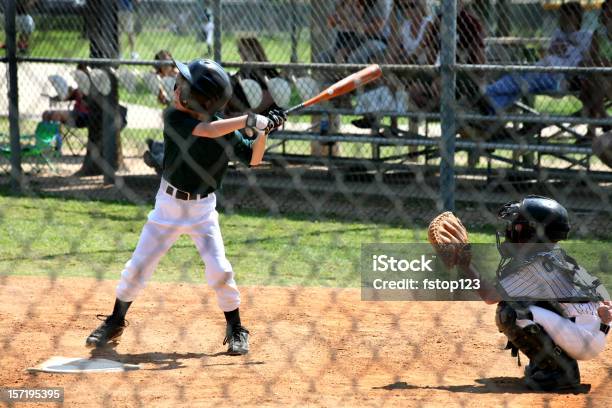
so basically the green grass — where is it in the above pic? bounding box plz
[534,95,584,116]
[16,30,310,64]
[0,194,609,288]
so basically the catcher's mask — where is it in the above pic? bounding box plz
[173,58,232,115]
[496,195,570,247]
[495,196,571,280]
[494,195,570,276]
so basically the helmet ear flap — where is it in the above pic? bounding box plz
[187,90,212,114]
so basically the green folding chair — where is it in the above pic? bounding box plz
[0,121,61,174]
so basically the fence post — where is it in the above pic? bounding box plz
[79,0,121,182]
[290,0,299,63]
[103,0,120,185]
[439,0,457,211]
[5,0,22,191]
[213,0,222,63]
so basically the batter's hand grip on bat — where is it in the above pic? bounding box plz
[285,64,382,115]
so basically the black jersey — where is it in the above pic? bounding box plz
[162,107,253,195]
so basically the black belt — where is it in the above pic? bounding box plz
[569,316,610,335]
[165,185,207,201]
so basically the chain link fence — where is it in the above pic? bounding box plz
[0,0,610,216]
[0,0,611,406]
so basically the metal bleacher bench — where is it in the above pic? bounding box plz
[261,42,610,182]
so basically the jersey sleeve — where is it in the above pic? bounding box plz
[163,107,201,141]
[225,130,254,166]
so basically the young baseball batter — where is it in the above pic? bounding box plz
[85,58,286,355]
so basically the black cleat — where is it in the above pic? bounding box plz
[524,359,581,391]
[223,325,249,355]
[85,315,127,348]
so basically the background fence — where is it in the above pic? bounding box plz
[0,1,611,407]
[1,0,611,224]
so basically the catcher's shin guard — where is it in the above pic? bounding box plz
[495,302,580,389]
[524,357,580,391]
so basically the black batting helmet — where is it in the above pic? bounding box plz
[497,195,570,243]
[174,59,232,114]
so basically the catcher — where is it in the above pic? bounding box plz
[428,196,611,391]
[85,59,286,355]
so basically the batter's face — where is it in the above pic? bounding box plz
[173,74,188,110]
[173,75,211,120]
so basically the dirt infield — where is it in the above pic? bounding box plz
[1,276,610,407]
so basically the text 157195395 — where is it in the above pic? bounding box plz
[0,388,64,402]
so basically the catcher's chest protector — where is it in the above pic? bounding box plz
[498,249,606,305]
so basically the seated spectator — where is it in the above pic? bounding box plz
[347,0,394,63]
[153,49,178,105]
[483,2,592,113]
[580,0,611,135]
[386,0,434,65]
[317,0,392,65]
[408,0,485,111]
[322,0,392,130]
[42,63,90,128]
[352,0,434,128]
[316,1,363,64]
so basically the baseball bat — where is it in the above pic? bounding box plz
[284,64,382,115]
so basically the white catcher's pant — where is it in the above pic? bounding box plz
[516,306,607,360]
[116,179,240,312]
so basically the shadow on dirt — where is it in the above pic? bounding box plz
[373,378,591,394]
[90,347,264,371]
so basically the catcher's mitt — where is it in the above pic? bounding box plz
[427,211,471,267]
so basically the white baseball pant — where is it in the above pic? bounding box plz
[115,179,240,312]
[516,305,607,360]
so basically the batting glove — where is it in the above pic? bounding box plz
[265,108,287,133]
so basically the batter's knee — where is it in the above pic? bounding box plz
[204,257,233,286]
[207,270,240,312]
[206,269,234,289]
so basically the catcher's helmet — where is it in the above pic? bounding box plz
[497,195,570,243]
[174,59,232,114]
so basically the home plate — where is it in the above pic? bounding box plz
[27,357,140,373]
